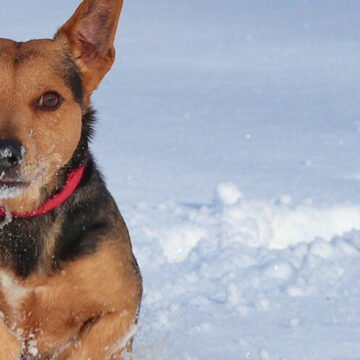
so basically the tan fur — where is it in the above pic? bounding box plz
[37,221,63,275]
[0,320,21,360]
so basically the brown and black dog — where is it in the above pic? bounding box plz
[0,0,142,359]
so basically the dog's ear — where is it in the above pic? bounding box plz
[56,0,123,105]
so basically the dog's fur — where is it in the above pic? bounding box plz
[0,1,142,359]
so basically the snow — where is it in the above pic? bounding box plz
[0,205,12,229]
[2,0,360,359]
[0,186,24,200]
[130,192,360,358]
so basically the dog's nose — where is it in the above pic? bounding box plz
[0,139,24,170]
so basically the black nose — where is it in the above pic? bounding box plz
[0,139,24,170]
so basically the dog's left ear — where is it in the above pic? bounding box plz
[56,0,123,105]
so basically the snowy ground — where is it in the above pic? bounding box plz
[2,0,360,359]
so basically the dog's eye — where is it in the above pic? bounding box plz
[37,92,63,111]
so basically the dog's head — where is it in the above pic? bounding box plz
[0,0,123,212]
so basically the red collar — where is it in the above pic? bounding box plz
[0,164,86,219]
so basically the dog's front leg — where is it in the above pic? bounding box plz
[0,320,21,360]
[59,311,137,360]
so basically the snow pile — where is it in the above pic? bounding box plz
[135,182,360,260]
[131,182,360,359]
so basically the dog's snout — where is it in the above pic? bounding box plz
[0,139,25,170]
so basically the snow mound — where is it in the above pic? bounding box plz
[131,182,360,359]
[213,181,243,206]
[135,182,360,263]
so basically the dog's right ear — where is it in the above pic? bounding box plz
[56,0,123,106]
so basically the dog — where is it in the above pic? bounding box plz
[0,0,142,358]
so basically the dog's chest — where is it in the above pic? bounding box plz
[0,221,46,278]
[0,269,83,356]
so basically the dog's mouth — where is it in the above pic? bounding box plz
[0,171,30,189]
[0,179,30,200]
[0,180,30,189]
[0,164,46,190]
[0,162,53,199]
